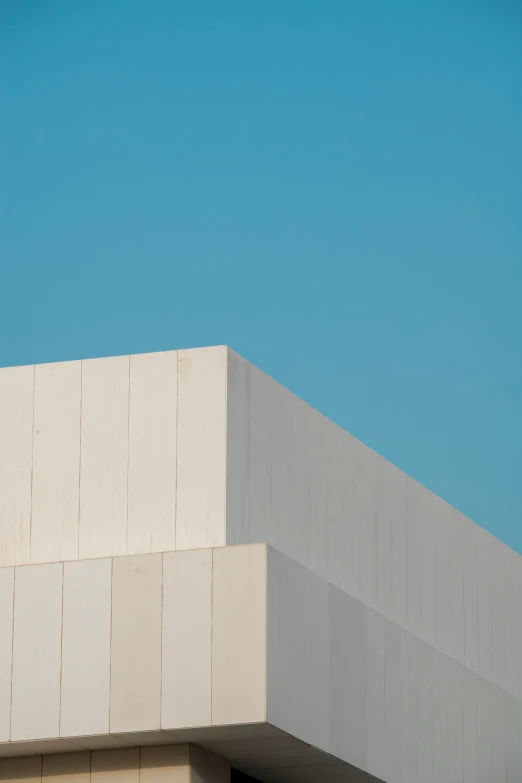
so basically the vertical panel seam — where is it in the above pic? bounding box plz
[264,544,267,723]
[9,567,16,741]
[174,352,178,551]
[125,356,131,556]
[29,365,36,563]
[108,556,114,733]
[58,561,65,736]
[77,362,83,560]
[159,552,164,731]
[210,547,214,725]
[223,348,228,547]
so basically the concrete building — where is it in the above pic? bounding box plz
[0,346,521,782]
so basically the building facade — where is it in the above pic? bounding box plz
[0,346,521,782]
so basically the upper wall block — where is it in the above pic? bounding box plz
[0,347,228,568]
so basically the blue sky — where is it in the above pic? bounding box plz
[2,1,521,553]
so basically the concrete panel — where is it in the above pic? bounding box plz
[0,568,14,742]
[374,461,394,619]
[419,494,437,646]
[449,517,466,664]
[462,668,479,783]
[42,753,90,783]
[31,361,81,564]
[491,542,508,692]
[267,548,313,745]
[462,525,479,673]
[325,429,345,594]
[400,631,417,783]
[265,382,291,560]
[518,562,522,702]
[432,648,449,783]
[212,545,266,726]
[445,654,464,783]
[340,438,360,602]
[140,745,190,783]
[286,399,312,571]
[416,641,434,783]
[301,415,325,581]
[176,347,227,550]
[504,693,521,783]
[91,748,140,783]
[248,365,274,548]
[405,479,423,636]
[0,756,42,783]
[475,676,492,783]
[0,365,33,568]
[357,450,377,609]
[490,685,507,783]
[60,558,112,737]
[503,550,519,698]
[328,586,366,771]
[383,620,402,783]
[11,563,63,741]
[434,505,452,652]
[79,356,129,559]
[389,470,407,629]
[127,352,177,555]
[476,531,493,684]
[267,550,331,755]
[110,554,162,732]
[225,350,251,547]
[365,611,386,782]
[309,572,330,752]
[162,549,212,730]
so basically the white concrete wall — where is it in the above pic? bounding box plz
[227,349,522,703]
[266,546,522,783]
[2,346,521,779]
[0,348,228,569]
[2,543,521,782]
[0,545,267,747]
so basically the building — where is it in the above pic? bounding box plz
[0,346,521,782]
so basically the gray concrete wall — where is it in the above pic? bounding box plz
[227,349,522,704]
[266,546,522,783]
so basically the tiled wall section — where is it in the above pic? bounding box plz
[227,350,522,701]
[0,545,266,744]
[0,347,227,568]
[1,542,521,782]
[0,745,230,783]
[266,547,522,783]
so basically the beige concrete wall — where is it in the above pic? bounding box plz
[0,545,266,746]
[0,746,230,783]
[226,349,522,703]
[0,348,227,569]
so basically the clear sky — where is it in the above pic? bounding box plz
[2,1,521,553]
